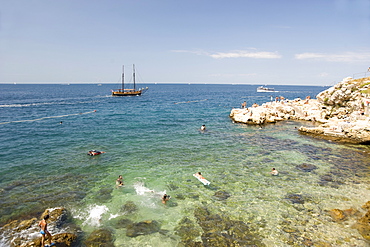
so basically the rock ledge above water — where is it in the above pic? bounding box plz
[230,77,370,144]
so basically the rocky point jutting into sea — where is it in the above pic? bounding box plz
[230,76,370,144]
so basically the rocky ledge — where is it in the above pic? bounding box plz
[0,207,79,247]
[230,76,370,144]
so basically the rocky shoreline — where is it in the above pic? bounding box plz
[3,78,370,246]
[1,201,370,246]
[230,76,370,144]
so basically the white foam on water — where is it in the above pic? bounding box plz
[133,181,166,197]
[76,204,109,227]
[108,213,120,220]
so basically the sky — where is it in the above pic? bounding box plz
[0,0,370,85]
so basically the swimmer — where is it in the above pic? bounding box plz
[200,125,206,131]
[162,194,171,204]
[38,215,53,247]
[270,168,279,176]
[116,175,124,188]
[87,150,105,156]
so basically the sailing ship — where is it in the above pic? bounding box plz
[111,64,148,96]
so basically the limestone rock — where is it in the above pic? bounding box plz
[329,209,346,222]
[362,201,370,211]
[353,208,370,240]
[0,208,79,247]
[230,76,370,144]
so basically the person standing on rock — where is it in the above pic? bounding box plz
[38,214,53,247]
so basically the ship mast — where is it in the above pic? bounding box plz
[133,64,136,90]
[121,65,124,90]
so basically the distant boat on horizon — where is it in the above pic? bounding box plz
[257,86,276,92]
[111,64,148,96]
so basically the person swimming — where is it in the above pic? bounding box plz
[116,175,124,188]
[200,125,206,131]
[270,168,279,176]
[88,150,105,156]
[162,194,171,204]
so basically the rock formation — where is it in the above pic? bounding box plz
[329,201,370,241]
[230,76,370,144]
[0,208,79,247]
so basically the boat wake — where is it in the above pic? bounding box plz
[0,110,97,125]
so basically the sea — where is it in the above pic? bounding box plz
[1,83,370,246]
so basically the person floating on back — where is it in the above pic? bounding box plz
[194,172,205,179]
[193,172,211,185]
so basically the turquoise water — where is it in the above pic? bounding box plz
[1,83,370,246]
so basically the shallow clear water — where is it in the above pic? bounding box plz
[1,83,370,246]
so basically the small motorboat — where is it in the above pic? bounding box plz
[257,86,275,92]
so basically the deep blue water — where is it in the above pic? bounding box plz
[1,83,370,246]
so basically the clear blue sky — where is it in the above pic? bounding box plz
[1,0,369,85]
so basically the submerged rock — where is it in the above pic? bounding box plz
[84,228,115,246]
[329,209,346,222]
[362,201,370,211]
[116,218,133,229]
[353,201,370,241]
[120,200,138,214]
[193,206,265,246]
[213,191,231,200]
[175,217,202,242]
[126,220,161,237]
[285,193,305,204]
[95,187,113,202]
[296,163,318,172]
